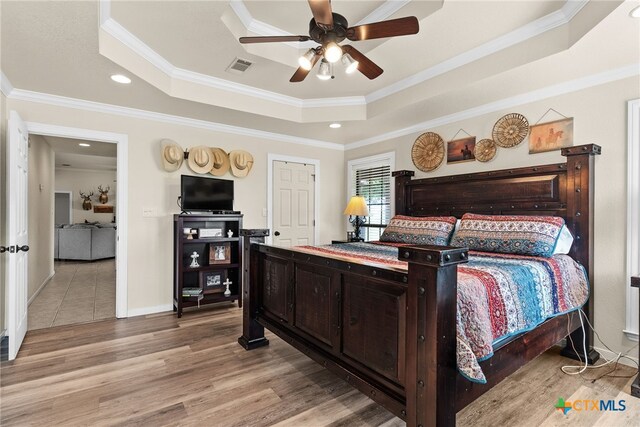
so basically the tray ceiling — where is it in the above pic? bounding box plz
[2,0,638,145]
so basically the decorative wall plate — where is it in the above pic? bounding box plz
[412,132,445,172]
[474,139,497,162]
[492,113,529,148]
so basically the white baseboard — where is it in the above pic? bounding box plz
[594,346,639,369]
[28,270,55,306]
[127,304,173,318]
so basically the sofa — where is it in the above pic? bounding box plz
[54,223,116,261]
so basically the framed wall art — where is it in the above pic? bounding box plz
[529,117,573,154]
[447,136,476,164]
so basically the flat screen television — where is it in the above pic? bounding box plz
[181,175,234,212]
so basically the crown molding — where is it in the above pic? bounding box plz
[365,0,590,103]
[10,89,345,151]
[347,63,639,150]
[6,63,636,153]
[1,71,14,97]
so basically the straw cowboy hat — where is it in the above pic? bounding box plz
[209,147,230,176]
[187,146,214,174]
[160,139,184,172]
[229,150,254,177]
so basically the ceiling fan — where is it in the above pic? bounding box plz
[239,0,419,82]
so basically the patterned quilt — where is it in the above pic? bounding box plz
[295,242,589,383]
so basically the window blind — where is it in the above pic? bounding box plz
[352,164,392,241]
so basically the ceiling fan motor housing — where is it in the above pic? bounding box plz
[309,13,348,44]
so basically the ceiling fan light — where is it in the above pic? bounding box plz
[317,59,332,80]
[341,54,359,74]
[298,49,316,70]
[324,42,343,63]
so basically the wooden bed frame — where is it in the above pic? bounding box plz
[238,144,601,426]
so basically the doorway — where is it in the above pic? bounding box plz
[54,191,72,225]
[267,154,319,247]
[28,135,119,330]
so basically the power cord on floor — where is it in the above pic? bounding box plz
[560,309,639,383]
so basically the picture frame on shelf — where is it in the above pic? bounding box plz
[198,228,223,238]
[209,242,231,264]
[201,270,227,293]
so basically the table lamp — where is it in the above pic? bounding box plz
[343,196,369,241]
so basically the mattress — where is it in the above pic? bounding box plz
[296,242,589,383]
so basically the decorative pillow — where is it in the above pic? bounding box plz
[380,215,457,246]
[450,213,565,257]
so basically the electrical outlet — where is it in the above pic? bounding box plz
[142,208,155,217]
[262,208,268,217]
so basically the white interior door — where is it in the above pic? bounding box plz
[5,110,29,360]
[272,161,315,247]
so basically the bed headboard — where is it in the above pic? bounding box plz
[393,143,601,277]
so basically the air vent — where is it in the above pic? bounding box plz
[226,57,253,74]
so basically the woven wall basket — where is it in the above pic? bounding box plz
[412,132,445,172]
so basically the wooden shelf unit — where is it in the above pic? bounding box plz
[173,213,243,317]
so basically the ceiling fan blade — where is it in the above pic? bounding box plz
[308,0,333,29]
[342,46,383,80]
[239,35,311,44]
[347,16,419,41]
[290,53,321,83]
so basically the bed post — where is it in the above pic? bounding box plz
[238,230,270,350]
[400,245,468,427]
[561,144,601,364]
[393,170,415,215]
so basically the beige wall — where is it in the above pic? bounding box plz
[27,134,55,300]
[5,98,346,314]
[55,168,117,224]
[346,76,640,357]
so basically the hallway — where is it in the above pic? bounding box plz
[28,259,116,330]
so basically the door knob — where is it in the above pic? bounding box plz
[17,245,29,252]
[274,231,280,236]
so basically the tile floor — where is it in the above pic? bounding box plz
[28,258,116,330]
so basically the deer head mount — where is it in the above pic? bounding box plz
[79,191,94,210]
[98,185,110,204]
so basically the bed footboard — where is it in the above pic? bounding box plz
[238,242,468,427]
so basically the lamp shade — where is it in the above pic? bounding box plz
[343,196,369,216]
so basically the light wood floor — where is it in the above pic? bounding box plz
[1,304,637,426]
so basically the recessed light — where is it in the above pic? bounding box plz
[329,123,342,129]
[62,164,71,167]
[631,5,640,18]
[79,143,91,147]
[110,74,131,84]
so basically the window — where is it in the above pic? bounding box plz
[347,152,395,241]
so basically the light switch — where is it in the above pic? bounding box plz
[262,208,268,217]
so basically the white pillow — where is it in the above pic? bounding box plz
[553,225,574,255]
